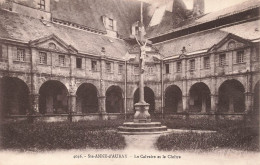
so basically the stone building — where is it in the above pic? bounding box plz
[0,0,259,121]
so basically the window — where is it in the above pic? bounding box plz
[76,58,82,69]
[177,61,182,72]
[108,18,113,30]
[165,64,170,74]
[190,59,195,71]
[219,54,226,66]
[39,52,47,64]
[118,64,123,74]
[91,60,97,71]
[106,62,112,73]
[17,48,25,61]
[148,65,154,75]
[237,51,244,63]
[38,0,45,10]
[48,43,56,49]
[59,55,65,66]
[204,56,210,69]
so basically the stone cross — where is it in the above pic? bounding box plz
[133,1,151,123]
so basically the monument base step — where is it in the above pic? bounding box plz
[117,122,168,134]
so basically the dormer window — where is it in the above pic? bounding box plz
[102,16,117,31]
[108,18,113,30]
[38,0,45,10]
[132,22,139,36]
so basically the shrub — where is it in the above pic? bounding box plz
[156,126,259,151]
[158,118,246,131]
[0,121,126,151]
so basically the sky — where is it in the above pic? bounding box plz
[0,0,253,13]
[183,0,250,13]
[141,0,251,13]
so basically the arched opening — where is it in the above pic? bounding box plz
[165,85,183,113]
[106,85,123,113]
[253,81,259,114]
[189,82,211,112]
[218,79,245,112]
[39,80,68,114]
[0,77,29,116]
[76,83,98,113]
[134,87,155,114]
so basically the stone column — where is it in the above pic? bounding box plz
[210,94,217,113]
[98,96,106,113]
[182,95,189,112]
[68,94,77,113]
[245,92,253,113]
[201,96,206,113]
[229,96,234,113]
[30,94,39,114]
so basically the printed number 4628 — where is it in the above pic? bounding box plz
[73,155,83,158]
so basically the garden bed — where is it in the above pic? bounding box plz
[156,119,259,151]
[0,120,127,151]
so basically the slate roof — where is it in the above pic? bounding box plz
[155,20,260,58]
[146,0,260,38]
[0,9,128,59]
[51,0,142,38]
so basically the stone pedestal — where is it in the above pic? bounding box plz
[133,102,151,123]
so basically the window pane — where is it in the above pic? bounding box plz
[106,62,111,72]
[219,54,226,66]
[177,62,181,72]
[118,64,123,74]
[108,18,113,30]
[39,0,45,10]
[76,58,82,68]
[190,59,195,70]
[148,65,154,75]
[39,52,47,64]
[204,57,210,69]
[165,64,169,74]
[237,51,244,63]
[59,55,65,66]
[91,60,97,71]
[17,48,25,61]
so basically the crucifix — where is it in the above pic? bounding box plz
[133,1,151,123]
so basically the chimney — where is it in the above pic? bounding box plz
[193,0,204,16]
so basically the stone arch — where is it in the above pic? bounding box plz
[218,79,245,113]
[76,83,99,113]
[37,77,70,95]
[39,80,69,114]
[165,85,183,113]
[0,77,30,116]
[133,87,155,114]
[105,85,124,113]
[189,82,211,112]
[76,81,100,97]
[216,77,246,93]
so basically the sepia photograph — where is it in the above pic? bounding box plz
[0,0,259,164]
